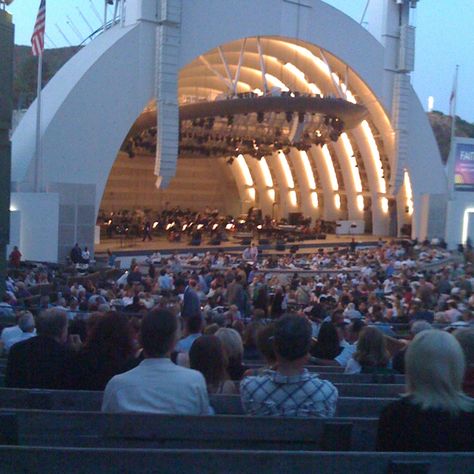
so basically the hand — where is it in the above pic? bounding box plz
[68,334,82,351]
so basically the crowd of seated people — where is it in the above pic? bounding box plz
[1,238,474,452]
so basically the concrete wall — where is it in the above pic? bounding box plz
[10,193,59,263]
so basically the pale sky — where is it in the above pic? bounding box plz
[5,0,474,121]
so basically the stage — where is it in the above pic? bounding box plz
[94,234,384,261]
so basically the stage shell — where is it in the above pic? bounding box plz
[10,0,448,262]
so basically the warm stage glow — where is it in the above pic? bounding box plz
[381,197,389,213]
[236,154,254,187]
[321,145,339,191]
[299,150,316,190]
[259,157,274,187]
[356,195,364,212]
[278,151,295,188]
[340,133,362,193]
[289,190,298,207]
[361,120,386,194]
[334,194,341,209]
[247,187,256,200]
[404,170,414,215]
[311,192,319,208]
[268,189,276,201]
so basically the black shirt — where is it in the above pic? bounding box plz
[376,396,474,451]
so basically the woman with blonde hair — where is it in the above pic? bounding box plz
[344,326,391,374]
[215,327,247,380]
[377,330,474,451]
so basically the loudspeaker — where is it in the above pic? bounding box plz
[317,234,327,240]
[275,241,285,251]
[288,212,303,225]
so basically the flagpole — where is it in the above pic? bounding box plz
[449,65,459,157]
[33,51,43,192]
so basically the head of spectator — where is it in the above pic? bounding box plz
[410,320,432,338]
[252,308,266,322]
[273,314,312,368]
[242,321,263,360]
[405,330,473,414]
[353,326,390,370]
[184,314,203,337]
[203,323,219,335]
[231,319,245,336]
[18,312,35,333]
[36,308,68,344]
[454,328,474,398]
[256,323,276,368]
[215,327,245,380]
[346,318,365,344]
[189,335,231,393]
[140,309,178,358]
[311,321,341,360]
[83,311,133,361]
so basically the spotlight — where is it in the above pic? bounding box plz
[212,223,218,230]
[152,221,159,229]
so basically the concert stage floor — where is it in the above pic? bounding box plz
[95,234,383,259]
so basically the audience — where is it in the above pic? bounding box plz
[5,308,73,389]
[102,309,210,414]
[240,315,338,417]
[344,327,392,374]
[376,330,474,451]
[215,327,247,381]
[455,328,474,397]
[189,335,237,394]
[69,312,136,391]
[310,321,342,360]
[175,314,203,353]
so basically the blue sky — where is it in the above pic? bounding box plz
[5,0,474,121]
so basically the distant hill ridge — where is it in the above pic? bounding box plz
[13,45,474,163]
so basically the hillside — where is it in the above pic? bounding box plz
[13,45,474,163]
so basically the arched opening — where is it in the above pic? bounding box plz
[98,35,408,241]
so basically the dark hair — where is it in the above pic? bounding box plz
[274,315,312,361]
[189,335,228,390]
[256,324,276,364]
[350,319,366,336]
[83,311,133,362]
[186,314,203,334]
[140,309,177,357]
[312,322,341,359]
[243,321,263,348]
[36,308,68,339]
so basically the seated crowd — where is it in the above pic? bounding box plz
[1,239,474,452]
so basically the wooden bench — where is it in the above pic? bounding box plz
[0,389,396,417]
[0,446,472,474]
[0,409,378,451]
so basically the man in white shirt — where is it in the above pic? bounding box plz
[102,309,210,415]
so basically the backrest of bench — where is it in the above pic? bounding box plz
[0,410,379,451]
[0,446,472,474]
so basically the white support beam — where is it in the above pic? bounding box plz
[233,39,247,95]
[198,55,233,91]
[256,37,269,94]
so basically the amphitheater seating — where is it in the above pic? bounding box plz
[0,389,397,417]
[0,447,472,474]
[0,410,375,451]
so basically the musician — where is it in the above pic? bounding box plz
[142,221,152,241]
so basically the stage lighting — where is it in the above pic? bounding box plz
[182,224,188,231]
[225,223,234,230]
[153,221,159,229]
[212,223,218,230]
[257,224,263,230]
[197,224,204,230]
